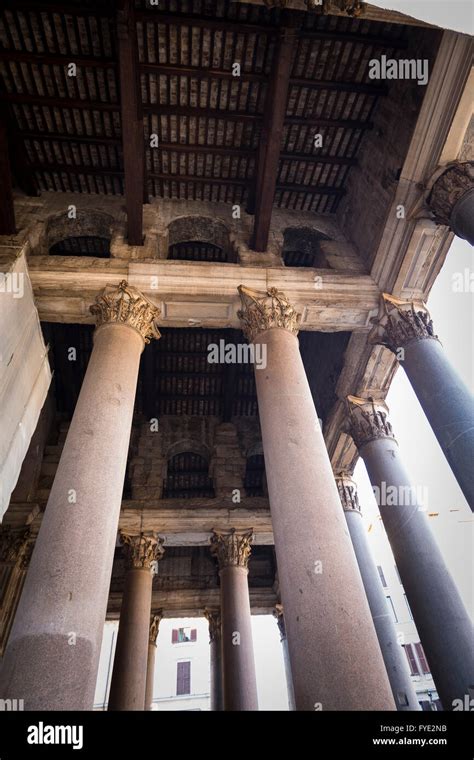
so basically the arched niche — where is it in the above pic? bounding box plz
[282,227,330,268]
[43,210,115,258]
[163,447,214,499]
[167,215,236,263]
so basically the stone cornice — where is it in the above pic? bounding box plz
[210,528,254,570]
[120,531,165,573]
[369,293,438,352]
[237,285,301,342]
[347,396,396,450]
[90,280,161,344]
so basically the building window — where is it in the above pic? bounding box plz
[176,661,191,696]
[385,595,398,623]
[414,642,431,675]
[403,644,420,676]
[377,565,387,587]
[404,594,413,620]
[172,627,197,644]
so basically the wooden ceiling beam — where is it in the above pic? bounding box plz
[117,0,144,245]
[0,50,117,68]
[251,20,298,252]
[0,106,15,234]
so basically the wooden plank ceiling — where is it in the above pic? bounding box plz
[0,0,407,247]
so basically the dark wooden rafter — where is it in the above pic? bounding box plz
[117,0,143,245]
[0,105,15,234]
[251,19,298,252]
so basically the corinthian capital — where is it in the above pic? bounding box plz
[210,528,253,571]
[427,161,474,226]
[120,531,165,573]
[369,293,438,353]
[335,472,361,514]
[347,396,396,449]
[272,603,286,640]
[149,611,163,645]
[90,280,161,344]
[237,285,301,342]
[204,609,221,643]
[0,527,31,565]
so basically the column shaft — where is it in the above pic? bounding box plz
[0,323,144,710]
[108,568,153,711]
[145,641,156,711]
[402,337,474,509]
[210,633,223,711]
[252,328,394,710]
[220,566,258,711]
[360,435,474,709]
[280,636,296,711]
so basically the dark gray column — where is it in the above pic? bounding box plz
[427,161,474,244]
[0,282,161,710]
[145,612,162,711]
[210,529,258,711]
[273,605,296,711]
[237,286,395,711]
[204,608,223,711]
[348,396,474,710]
[335,473,420,712]
[108,532,164,711]
[370,293,474,510]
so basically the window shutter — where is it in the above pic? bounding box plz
[176,661,191,696]
[403,644,419,675]
[377,565,387,587]
[172,629,178,644]
[414,642,430,674]
[191,628,197,642]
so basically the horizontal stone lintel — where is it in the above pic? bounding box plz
[27,259,379,332]
[107,587,278,618]
[119,503,273,545]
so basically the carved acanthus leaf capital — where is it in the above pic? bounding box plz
[149,611,163,645]
[0,527,31,565]
[90,280,161,344]
[210,528,254,571]
[427,161,474,226]
[237,285,301,342]
[347,396,396,449]
[120,531,165,573]
[369,294,438,352]
[204,609,221,643]
[272,603,287,640]
[335,472,361,514]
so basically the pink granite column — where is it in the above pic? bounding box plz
[237,286,394,711]
[145,612,162,711]
[210,529,258,711]
[108,533,164,711]
[204,608,223,711]
[0,281,160,710]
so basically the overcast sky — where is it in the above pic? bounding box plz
[373,0,473,34]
